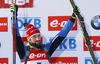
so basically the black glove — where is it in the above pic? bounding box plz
[10,4,18,20]
[70,13,76,23]
[10,4,15,12]
[73,6,80,15]
[70,6,80,20]
[71,13,76,19]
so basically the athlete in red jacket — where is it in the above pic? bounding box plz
[10,4,79,64]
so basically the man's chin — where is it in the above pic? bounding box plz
[36,42,41,45]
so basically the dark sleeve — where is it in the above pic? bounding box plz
[49,17,75,56]
[49,36,65,56]
[16,21,25,59]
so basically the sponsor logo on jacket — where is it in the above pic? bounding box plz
[29,53,46,59]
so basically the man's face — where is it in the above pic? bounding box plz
[29,33,41,45]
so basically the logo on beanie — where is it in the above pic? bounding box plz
[33,31,36,33]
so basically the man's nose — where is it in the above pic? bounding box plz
[36,37,40,40]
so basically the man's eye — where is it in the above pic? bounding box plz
[33,35,36,38]
[38,34,40,37]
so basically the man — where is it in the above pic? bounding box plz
[10,4,79,64]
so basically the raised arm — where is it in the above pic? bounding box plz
[10,4,25,59]
[48,13,76,56]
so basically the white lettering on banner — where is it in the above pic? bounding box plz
[29,53,46,59]
[96,41,100,47]
[50,20,58,27]
[25,0,29,3]
[50,20,67,27]
[85,40,100,47]
[5,0,15,4]
[5,0,8,3]
[5,0,10,3]
[0,23,7,26]
[5,0,29,5]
